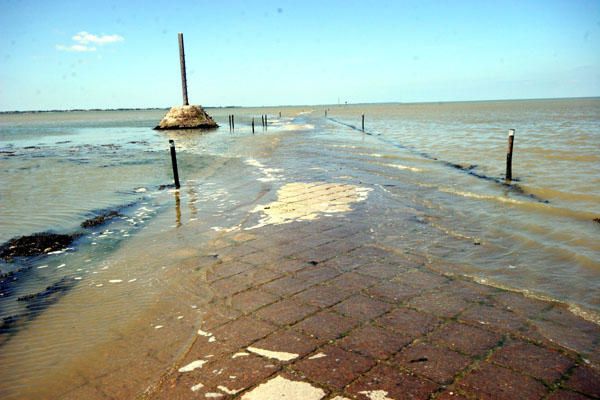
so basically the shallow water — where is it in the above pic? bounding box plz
[0,99,599,398]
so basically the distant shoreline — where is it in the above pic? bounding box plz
[1,96,598,114]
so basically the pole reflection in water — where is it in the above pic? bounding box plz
[175,190,181,227]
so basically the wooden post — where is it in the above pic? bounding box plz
[232,115,235,130]
[169,140,180,189]
[279,111,281,118]
[361,114,365,131]
[178,33,189,106]
[325,109,327,117]
[264,115,267,130]
[506,129,515,181]
[261,115,264,129]
[252,118,255,134]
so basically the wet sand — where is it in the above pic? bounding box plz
[1,113,599,399]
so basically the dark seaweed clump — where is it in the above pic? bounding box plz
[81,210,121,228]
[0,232,76,261]
[594,218,600,224]
[17,277,75,302]
[1,277,76,336]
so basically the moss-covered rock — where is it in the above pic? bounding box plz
[154,105,218,130]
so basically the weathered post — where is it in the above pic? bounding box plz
[325,109,327,117]
[252,118,255,134]
[279,111,281,118]
[228,115,232,130]
[169,140,180,189]
[506,129,515,181]
[361,114,365,131]
[264,115,267,130]
[232,115,235,130]
[261,115,265,129]
[178,33,189,106]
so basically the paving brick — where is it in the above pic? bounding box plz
[434,390,470,400]
[261,275,315,297]
[347,246,393,261]
[239,249,280,266]
[294,265,341,285]
[459,304,526,332]
[322,254,367,272]
[530,319,596,356]
[251,329,321,360]
[199,303,242,331]
[237,267,281,286]
[175,353,279,398]
[205,261,254,282]
[346,364,438,400]
[356,262,404,279]
[292,345,375,390]
[328,272,379,291]
[216,245,259,263]
[293,310,358,341]
[333,294,393,322]
[230,289,279,314]
[490,341,573,383]
[429,322,502,357]
[394,342,471,384]
[546,390,592,400]
[292,284,353,308]
[265,259,310,273]
[255,298,319,326]
[337,324,411,359]
[365,281,421,303]
[407,290,471,318]
[492,291,552,318]
[395,270,448,290]
[564,365,600,398]
[209,273,254,298]
[211,316,277,349]
[375,307,440,339]
[457,363,548,400]
[291,243,344,264]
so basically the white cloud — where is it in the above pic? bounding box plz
[56,31,123,52]
[72,31,124,45]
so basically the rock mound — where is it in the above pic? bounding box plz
[154,105,218,130]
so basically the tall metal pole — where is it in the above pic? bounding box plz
[178,33,189,106]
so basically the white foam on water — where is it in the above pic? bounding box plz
[379,162,422,172]
[205,393,223,398]
[358,390,394,400]
[245,182,372,230]
[56,264,66,269]
[191,383,204,392]
[109,279,122,283]
[37,265,48,269]
[154,325,163,329]
[241,376,325,400]
[217,385,241,395]
[178,360,207,372]
[247,346,299,361]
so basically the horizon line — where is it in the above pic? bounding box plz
[1,95,599,114]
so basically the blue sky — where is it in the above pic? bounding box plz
[1,0,599,110]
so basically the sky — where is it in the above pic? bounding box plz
[1,0,599,111]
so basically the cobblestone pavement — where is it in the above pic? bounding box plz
[143,198,600,399]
